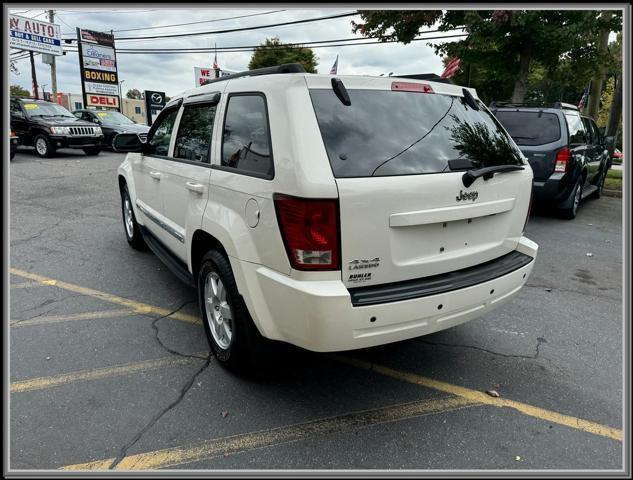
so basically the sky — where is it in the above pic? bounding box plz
[9,7,464,98]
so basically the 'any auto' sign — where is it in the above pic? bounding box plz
[9,14,62,56]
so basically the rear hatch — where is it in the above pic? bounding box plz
[307,76,532,288]
[493,109,563,181]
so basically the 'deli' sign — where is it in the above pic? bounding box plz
[76,27,120,111]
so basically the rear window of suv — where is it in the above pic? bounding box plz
[493,110,561,146]
[309,89,524,178]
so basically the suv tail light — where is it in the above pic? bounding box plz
[273,194,340,271]
[554,147,572,172]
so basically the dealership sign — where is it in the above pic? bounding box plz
[144,90,166,126]
[86,94,120,108]
[194,66,234,86]
[9,14,62,55]
[77,28,120,111]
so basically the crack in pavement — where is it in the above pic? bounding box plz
[419,336,547,360]
[108,355,211,469]
[524,283,620,301]
[107,301,212,469]
[17,293,88,314]
[148,300,207,360]
[10,306,58,326]
[10,218,64,246]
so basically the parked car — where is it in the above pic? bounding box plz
[72,109,149,149]
[10,97,104,158]
[490,102,612,219]
[114,63,538,370]
[612,148,623,163]
[10,129,19,160]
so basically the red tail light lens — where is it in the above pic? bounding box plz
[555,147,571,173]
[273,194,340,271]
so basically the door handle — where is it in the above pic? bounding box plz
[185,181,205,194]
[149,171,162,180]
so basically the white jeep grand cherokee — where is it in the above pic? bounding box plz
[115,63,538,370]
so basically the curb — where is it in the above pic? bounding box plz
[603,189,622,198]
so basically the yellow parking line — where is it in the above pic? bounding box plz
[61,395,479,470]
[11,281,46,289]
[11,355,205,394]
[332,355,623,442]
[10,268,201,325]
[11,309,135,327]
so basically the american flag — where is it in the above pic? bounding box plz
[213,43,219,77]
[330,55,339,75]
[440,57,461,79]
[578,83,590,110]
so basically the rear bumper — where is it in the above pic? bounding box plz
[533,173,575,205]
[235,236,538,352]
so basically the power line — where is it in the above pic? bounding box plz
[61,11,359,41]
[111,9,287,33]
[28,33,467,59]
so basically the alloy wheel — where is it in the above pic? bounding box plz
[204,271,234,350]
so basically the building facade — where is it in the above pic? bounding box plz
[55,93,148,125]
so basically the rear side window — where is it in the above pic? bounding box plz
[494,111,561,146]
[565,113,587,145]
[174,103,216,163]
[309,89,524,178]
[146,109,178,156]
[581,117,594,144]
[221,94,273,178]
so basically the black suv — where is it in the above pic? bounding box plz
[10,97,105,158]
[72,109,150,149]
[490,102,612,219]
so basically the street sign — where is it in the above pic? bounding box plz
[9,14,62,56]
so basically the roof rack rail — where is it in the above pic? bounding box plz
[489,101,579,111]
[394,73,454,84]
[200,63,306,86]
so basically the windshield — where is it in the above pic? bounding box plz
[94,111,135,125]
[309,89,525,178]
[23,102,75,118]
[494,110,561,146]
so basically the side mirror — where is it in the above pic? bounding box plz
[11,111,25,119]
[604,136,615,156]
[112,133,143,153]
[92,118,101,124]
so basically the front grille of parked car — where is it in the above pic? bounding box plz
[138,133,148,142]
[69,127,96,136]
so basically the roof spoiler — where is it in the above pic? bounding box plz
[489,101,579,111]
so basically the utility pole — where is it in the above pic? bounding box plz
[30,51,39,99]
[48,9,58,99]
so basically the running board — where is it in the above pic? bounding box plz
[582,185,598,197]
[140,226,195,287]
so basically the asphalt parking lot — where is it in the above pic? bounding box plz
[9,147,624,471]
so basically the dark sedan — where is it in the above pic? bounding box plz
[72,109,150,149]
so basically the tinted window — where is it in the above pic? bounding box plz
[565,113,587,145]
[494,111,561,146]
[146,109,178,156]
[174,103,216,163]
[221,95,273,177]
[589,119,602,145]
[310,89,524,178]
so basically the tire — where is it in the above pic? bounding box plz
[120,184,146,250]
[591,169,607,199]
[83,147,101,156]
[34,134,55,158]
[198,250,267,372]
[559,177,583,219]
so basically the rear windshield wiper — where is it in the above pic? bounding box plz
[462,165,525,188]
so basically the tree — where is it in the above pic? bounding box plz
[126,88,142,99]
[352,10,622,103]
[248,37,317,73]
[10,84,30,98]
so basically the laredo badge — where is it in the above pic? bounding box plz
[348,257,380,283]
